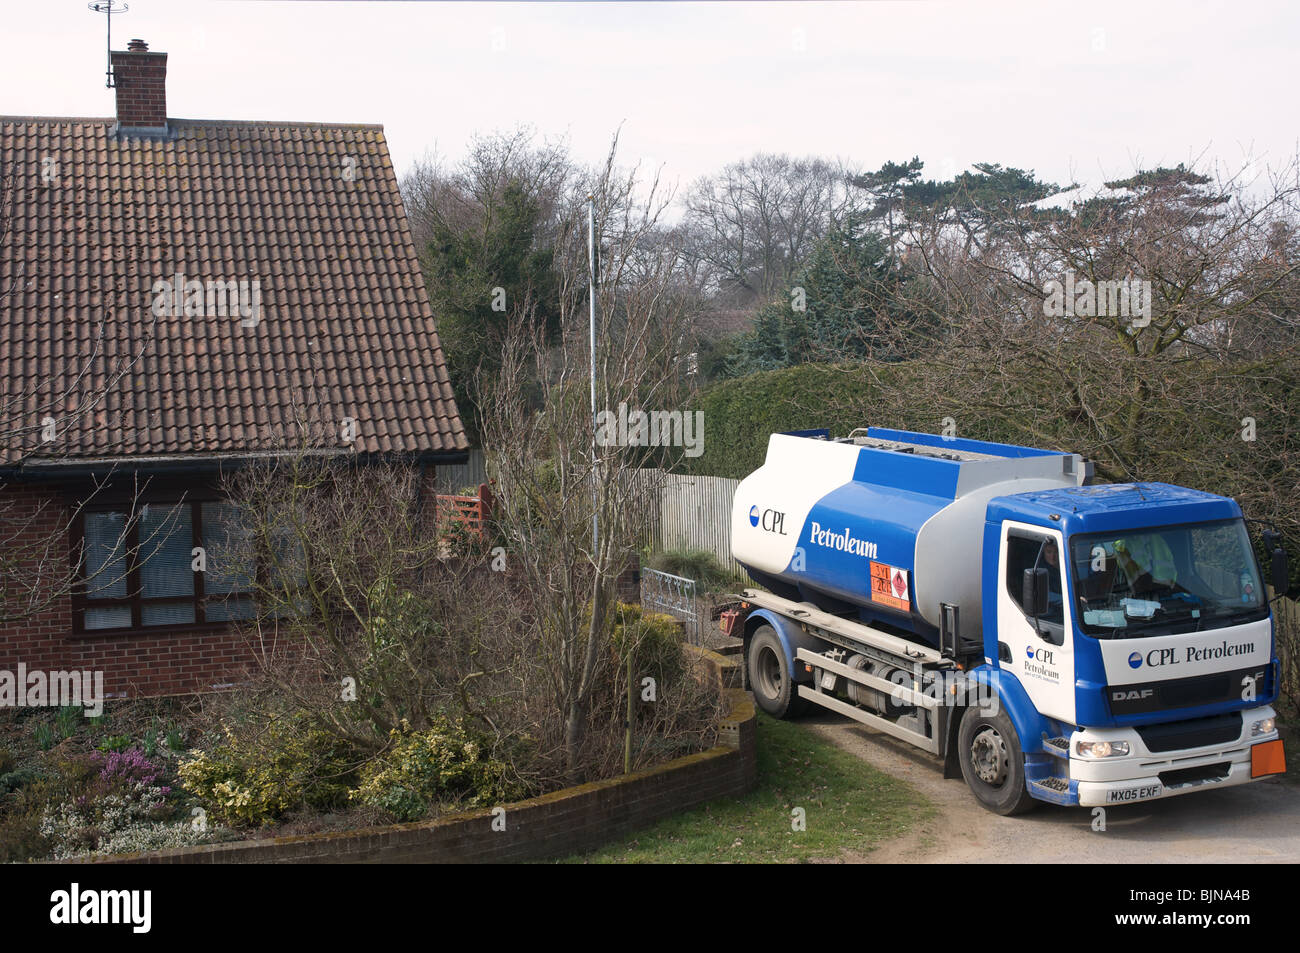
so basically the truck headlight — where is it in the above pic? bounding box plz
[1251,717,1276,736]
[1076,740,1130,758]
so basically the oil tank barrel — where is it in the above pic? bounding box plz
[731,428,1088,643]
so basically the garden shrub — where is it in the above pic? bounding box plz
[0,762,55,863]
[611,602,687,687]
[27,749,186,860]
[646,548,731,588]
[178,718,358,826]
[0,766,39,796]
[0,811,48,864]
[92,820,226,856]
[39,785,178,860]
[350,716,524,821]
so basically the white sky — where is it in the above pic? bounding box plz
[5,0,1298,195]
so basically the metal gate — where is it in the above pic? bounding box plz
[640,568,700,645]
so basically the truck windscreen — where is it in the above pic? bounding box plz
[1068,519,1267,637]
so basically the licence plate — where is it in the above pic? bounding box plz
[1107,784,1161,803]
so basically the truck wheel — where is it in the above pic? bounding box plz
[747,624,808,719]
[957,706,1038,816]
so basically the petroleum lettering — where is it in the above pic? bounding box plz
[808,521,877,558]
[1185,641,1253,663]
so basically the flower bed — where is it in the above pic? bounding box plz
[1,639,734,863]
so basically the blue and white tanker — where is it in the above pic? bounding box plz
[728,427,1288,815]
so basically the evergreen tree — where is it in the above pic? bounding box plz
[422,180,561,437]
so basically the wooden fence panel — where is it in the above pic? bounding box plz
[644,470,744,577]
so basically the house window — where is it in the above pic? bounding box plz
[76,499,256,633]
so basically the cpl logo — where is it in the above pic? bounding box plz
[1028,647,1055,665]
[1128,652,1143,669]
[1026,645,1034,659]
[748,505,788,535]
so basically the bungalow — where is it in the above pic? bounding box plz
[0,40,469,698]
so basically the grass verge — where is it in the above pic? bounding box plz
[558,712,932,863]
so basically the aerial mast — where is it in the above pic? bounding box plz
[88,1,129,88]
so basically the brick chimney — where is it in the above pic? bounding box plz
[110,39,168,131]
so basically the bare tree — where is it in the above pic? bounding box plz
[400,125,574,260]
[683,152,860,307]
[866,160,1300,482]
[482,135,706,774]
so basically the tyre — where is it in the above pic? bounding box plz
[957,705,1039,816]
[746,624,808,719]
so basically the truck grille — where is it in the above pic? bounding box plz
[1136,713,1242,753]
[1108,665,1269,715]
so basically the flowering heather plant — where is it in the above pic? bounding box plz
[35,750,185,859]
[96,748,166,789]
[39,788,211,860]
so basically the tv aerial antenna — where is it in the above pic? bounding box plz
[88,1,129,88]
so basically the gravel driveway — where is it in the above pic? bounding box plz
[802,712,1300,863]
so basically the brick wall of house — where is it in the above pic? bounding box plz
[0,484,71,683]
[1,465,632,701]
[0,483,266,699]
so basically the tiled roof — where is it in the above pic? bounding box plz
[0,117,468,467]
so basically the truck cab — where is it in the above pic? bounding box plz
[983,484,1284,809]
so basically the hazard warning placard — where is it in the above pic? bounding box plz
[870,561,910,612]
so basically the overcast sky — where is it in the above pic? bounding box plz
[7,0,1298,195]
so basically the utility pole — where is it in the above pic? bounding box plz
[588,194,598,559]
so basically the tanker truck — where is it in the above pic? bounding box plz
[727,427,1289,815]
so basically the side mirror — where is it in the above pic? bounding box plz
[1022,567,1049,618]
[1271,549,1289,596]
[1263,530,1289,596]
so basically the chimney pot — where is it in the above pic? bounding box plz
[127,38,149,52]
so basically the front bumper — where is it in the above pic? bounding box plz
[1068,705,1284,807]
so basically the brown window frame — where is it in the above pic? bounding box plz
[70,495,256,638]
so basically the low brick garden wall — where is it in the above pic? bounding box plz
[73,648,755,864]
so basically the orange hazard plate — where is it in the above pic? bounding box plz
[1251,739,1286,778]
